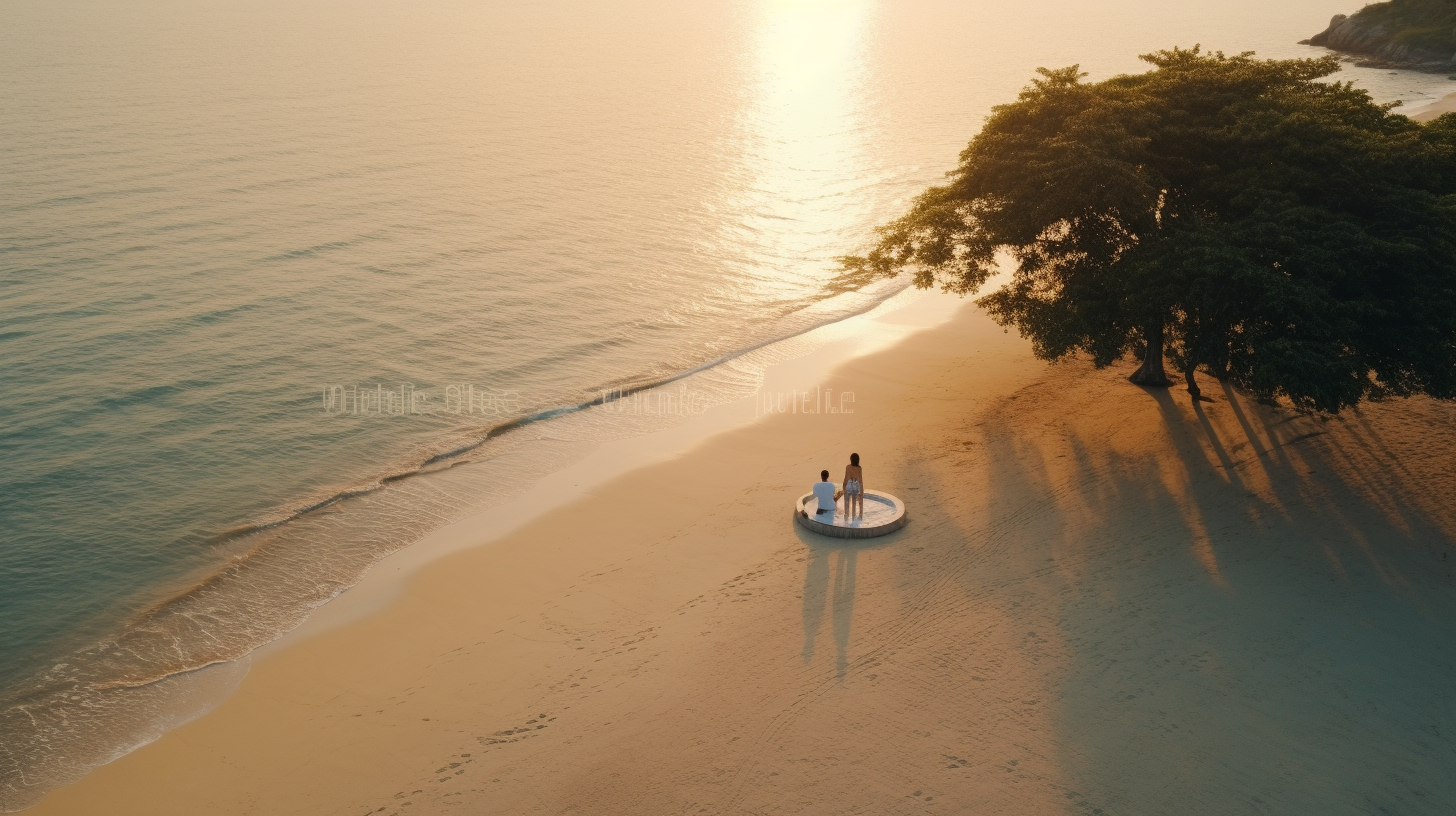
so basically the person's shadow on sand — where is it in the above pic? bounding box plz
[794,528,900,679]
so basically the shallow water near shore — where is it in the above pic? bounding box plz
[1,0,1452,809]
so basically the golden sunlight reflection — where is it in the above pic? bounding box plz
[705,0,887,304]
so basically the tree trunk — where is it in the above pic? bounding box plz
[1184,366,1203,401]
[1129,322,1173,387]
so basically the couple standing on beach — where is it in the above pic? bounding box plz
[812,453,864,520]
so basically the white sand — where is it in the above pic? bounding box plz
[28,297,1456,815]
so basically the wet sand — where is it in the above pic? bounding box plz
[28,297,1456,815]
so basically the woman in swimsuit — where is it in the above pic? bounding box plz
[843,452,863,519]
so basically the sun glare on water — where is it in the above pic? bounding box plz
[707,0,887,303]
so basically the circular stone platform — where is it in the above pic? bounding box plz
[794,490,907,539]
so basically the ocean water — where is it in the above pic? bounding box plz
[1,0,1451,809]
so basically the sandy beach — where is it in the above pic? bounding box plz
[27,296,1456,815]
[1410,91,1456,121]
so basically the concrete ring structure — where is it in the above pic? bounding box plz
[794,490,908,539]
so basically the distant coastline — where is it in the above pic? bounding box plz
[1302,1,1456,73]
[1409,90,1456,121]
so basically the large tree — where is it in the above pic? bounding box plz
[841,47,1456,412]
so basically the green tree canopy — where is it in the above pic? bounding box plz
[842,47,1456,412]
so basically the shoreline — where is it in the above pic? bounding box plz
[257,288,967,659]
[26,294,1456,815]
[4,287,964,813]
[1411,90,1456,121]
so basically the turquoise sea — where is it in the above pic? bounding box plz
[1,0,1451,809]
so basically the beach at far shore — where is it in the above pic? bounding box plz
[1411,91,1456,121]
[27,296,1456,816]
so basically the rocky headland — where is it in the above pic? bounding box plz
[1303,1,1456,72]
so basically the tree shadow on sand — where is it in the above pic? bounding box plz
[869,368,1456,814]
[1067,379,1453,812]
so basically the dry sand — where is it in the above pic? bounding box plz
[1410,91,1456,122]
[28,298,1456,815]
